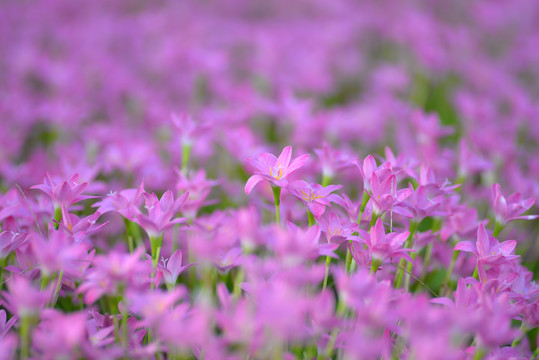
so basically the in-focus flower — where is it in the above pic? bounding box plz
[288,180,343,218]
[354,218,412,269]
[455,224,519,280]
[244,146,309,194]
[369,172,413,217]
[318,212,358,246]
[135,190,189,239]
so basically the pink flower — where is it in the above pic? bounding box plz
[455,224,519,280]
[31,173,97,209]
[287,180,344,218]
[354,218,412,266]
[134,191,189,239]
[492,183,538,225]
[318,212,358,245]
[156,250,195,287]
[244,146,309,194]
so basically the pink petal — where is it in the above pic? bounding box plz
[476,224,490,257]
[245,175,265,195]
[285,154,310,176]
[276,146,292,168]
[454,241,476,253]
[168,250,184,277]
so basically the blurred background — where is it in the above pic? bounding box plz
[1,0,539,272]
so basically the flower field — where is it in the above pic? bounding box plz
[1,1,539,359]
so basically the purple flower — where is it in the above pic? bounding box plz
[492,183,538,226]
[355,218,412,267]
[317,212,358,245]
[455,224,519,280]
[0,231,28,260]
[244,146,309,194]
[287,180,343,218]
[30,173,97,209]
[156,250,195,287]
[369,172,413,217]
[1,276,50,317]
[32,310,87,359]
[135,190,189,239]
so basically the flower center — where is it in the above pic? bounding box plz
[269,166,284,180]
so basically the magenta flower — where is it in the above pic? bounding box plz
[32,310,88,360]
[0,231,28,260]
[318,212,358,245]
[175,169,219,218]
[352,154,391,193]
[355,218,412,268]
[59,205,108,243]
[244,146,309,194]
[1,276,50,317]
[0,309,16,338]
[135,190,189,239]
[93,181,145,219]
[314,141,355,179]
[369,172,413,217]
[492,183,538,226]
[455,224,519,280]
[288,180,344,218]
[31,173,97,209]
[156,250,195,288]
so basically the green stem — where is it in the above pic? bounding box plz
[345,243,353,273]
[493,221,504,238]
[443,249,460,290]
[307,209,315,227]
[394,221,418,288]
[233,268,244,298]
[181,143,192,176]
[473,347,485,360]
[150,235,163,290]
[321,173,332,187]
[121,307,129,350]
[40,273,51,290]
[272,186,281,225]
[322,256,331,290]
[511,323,527,348]
[404,252,417,291]
[53,206,62,230]
[49,270,64,308]
[20,315,31,359]
[420,243,433,281]
[357,190,370,225]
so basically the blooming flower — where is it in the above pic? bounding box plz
[31,173,97,209]
[156,250,195,288]
[318,212,358,245]
[134,190,189,239]
[287,180,344,218]
[354,218,412,268]
[455,224,519,280]
[244,146,309,194]
[492,183,538,226]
